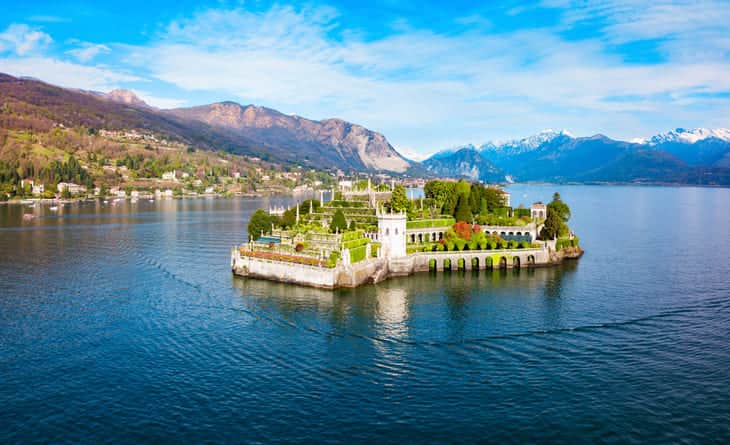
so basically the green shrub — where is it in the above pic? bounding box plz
[350,245,367,263]
[514,208,531,218]
[341,230,364,242]
[455,239,466,251]
[406,218,456,229]
[327,251,340,267]
[342,237,369,249]
[327,200,367,208]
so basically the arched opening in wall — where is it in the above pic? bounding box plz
[516,232,522,236]
[410,234,415,243]
[509,232,514,236]
[486,257,493,269]
[499,256,508,269]
[443,258,451,271]
[540,211,544,218]
[395,228,398,235]
[386,228,390,236]
[429,258,437,271]
[513,256,520,269]
[500,232,506,237]
[472,257,479,270]
[457,258,465,271]
[439,232,444,240]
[418,233,423,243]
[527,255,535,266]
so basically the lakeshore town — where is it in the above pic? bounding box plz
[232,178,581,289]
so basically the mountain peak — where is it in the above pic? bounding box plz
[636,128,730,145]
[481,128,574,153]
[105,89,149,108]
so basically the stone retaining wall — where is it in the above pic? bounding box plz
[232,245,576,289]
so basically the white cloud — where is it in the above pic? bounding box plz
[66,42,111,63]
[132,90,187,109]
[119,4,730,154]
[397,146,434,162]
[3,3,730,155]
[0,24,52,56]
[0,56,140,91]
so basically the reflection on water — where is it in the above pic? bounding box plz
[232,264,579,344]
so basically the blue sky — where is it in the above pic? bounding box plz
[1,0,729,159]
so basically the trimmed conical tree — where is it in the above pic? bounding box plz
[454,194,471,222]
[330,209,347,233]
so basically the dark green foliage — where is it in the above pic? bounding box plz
[425,180,508,218]
[547,192,571,222]
[280,207,297,228]
[540,192,572,240]
[539,210,564,240]
[299,199,322,215]
[424,180,456,214]
[454,194,472,222]
[247,209,272,240]
[330,209,347,233]
[514,208,531,218]
[389,184,410,213]
[31,156,94,189]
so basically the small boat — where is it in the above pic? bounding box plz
[103,200,108,204]
[21,199,34,204]
[49,206,58,211]
[22,213,35,221]
[148,199,154,203]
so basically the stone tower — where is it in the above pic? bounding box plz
[377,208,407,258]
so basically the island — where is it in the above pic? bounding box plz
[231,179,582,289]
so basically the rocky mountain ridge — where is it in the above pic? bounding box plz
[0,73,413,174]
[425,129,730,185]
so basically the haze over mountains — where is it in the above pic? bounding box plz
[424,129,730,185]
[2,72,729,184]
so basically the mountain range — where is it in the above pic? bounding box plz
[424,129,730,185]
[2,72,729,185]
[0,73,413,174]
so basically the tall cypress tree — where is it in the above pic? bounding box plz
[454,194,472,222]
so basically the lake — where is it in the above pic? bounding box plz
[1,185,729,443]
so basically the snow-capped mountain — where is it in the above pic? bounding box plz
[423,127,730,185]
[634,128,730,145]
[480,129,575,153]
[428,143,477,159]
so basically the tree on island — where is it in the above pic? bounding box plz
[330,209,347,233]
[454,193,472,222]
[539,192,571,240]
[390,185,410,213]
[248,209,272,241]
[547,192,571,222]
[280,207,297,228]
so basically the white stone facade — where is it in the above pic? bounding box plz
[377,210,407,258]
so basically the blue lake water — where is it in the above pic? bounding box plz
[1,185,729,443]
